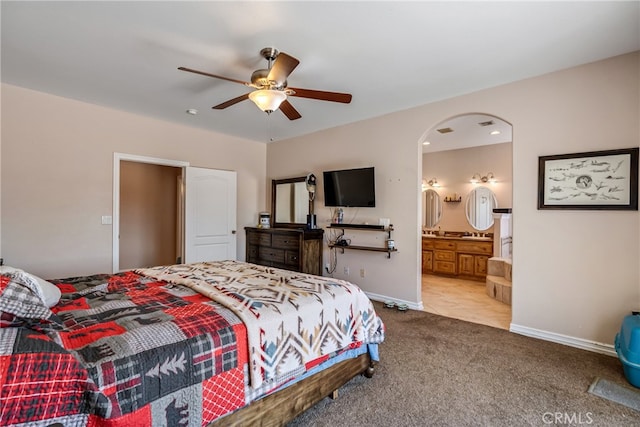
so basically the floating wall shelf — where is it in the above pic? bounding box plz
[327,224,397,258]
[443,196,462,203]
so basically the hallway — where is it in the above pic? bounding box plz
[421,274,511,330]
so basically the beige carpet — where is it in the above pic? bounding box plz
[287,302,639,426]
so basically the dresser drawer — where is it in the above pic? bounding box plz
[285,251,300,266]
[247,244,259,261]
[272,233,300,250]
[434,261,456,275]
[457,241,492,255]
[422,239,435,250]
[259,247,285,263]
[434,241,456,250]
[434,250,455,262]
[248,232,272,246]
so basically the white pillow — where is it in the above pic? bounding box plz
[28,274,62,308]
[0,265,61,308]
[0,265,21,275]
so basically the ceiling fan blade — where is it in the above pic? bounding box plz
[279,100,302,120]
[289,87,352,104]
[267,53,300,85]
[178,66,249,86]
[212,93,250,109]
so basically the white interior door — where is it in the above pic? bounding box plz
[184,167,237,263]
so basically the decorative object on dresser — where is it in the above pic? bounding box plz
[246,226,324,275]
[305,173,317,229]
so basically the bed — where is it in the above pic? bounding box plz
[0,260,384,426]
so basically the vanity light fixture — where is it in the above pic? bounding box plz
[421,178,440,191]
[471,172,496,184]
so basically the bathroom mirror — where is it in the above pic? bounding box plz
[272,177,309,228]
[424,189,442,229]
[465,187,498,230]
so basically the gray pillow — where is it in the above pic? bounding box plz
[0,266,61,307]
[0,271,54,321]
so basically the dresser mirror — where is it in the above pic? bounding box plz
[465,187,498,230]
[424,189,442,229]
[272,177,309,228]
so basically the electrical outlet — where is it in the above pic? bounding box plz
[344,266,350,276]
[360,268,365,278]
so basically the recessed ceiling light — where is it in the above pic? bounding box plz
[490,130,501,135]
[437,127,454,134]
[423,141,431,145]
[186,109,198,115]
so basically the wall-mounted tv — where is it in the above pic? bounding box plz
[323,167,376,207]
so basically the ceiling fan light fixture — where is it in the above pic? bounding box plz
[249,89,287,113]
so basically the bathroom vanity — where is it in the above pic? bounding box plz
[422,235,493,281]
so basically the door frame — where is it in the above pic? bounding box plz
[112,153,189,273]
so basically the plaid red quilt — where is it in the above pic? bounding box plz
[0,271,248,426]
[0,262,385,427]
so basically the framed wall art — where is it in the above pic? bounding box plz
[538,147,638,210]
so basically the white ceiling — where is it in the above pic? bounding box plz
[422,113,512,153]
[2,1,638,147]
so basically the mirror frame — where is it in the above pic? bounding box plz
[271,176,309,228]
[424,188,442,229]
[465,186,498,231]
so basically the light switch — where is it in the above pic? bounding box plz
[101,215,113,225]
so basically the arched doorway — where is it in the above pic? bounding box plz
[419,113,513,329]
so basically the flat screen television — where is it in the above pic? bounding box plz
[323,167,376,207]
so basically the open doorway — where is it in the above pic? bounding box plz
[119,160,182,270]
[112,153,238,274]
[420,113,513,329]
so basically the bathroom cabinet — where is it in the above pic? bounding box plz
[422,236,492,281]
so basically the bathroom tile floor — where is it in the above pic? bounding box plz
[421,274,511,330]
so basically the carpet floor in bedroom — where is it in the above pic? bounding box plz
[287,302,639,426]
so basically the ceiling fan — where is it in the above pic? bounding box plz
[178,47,352,120]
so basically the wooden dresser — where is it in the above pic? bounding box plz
[422,236,493,281]
[245,227,324,275]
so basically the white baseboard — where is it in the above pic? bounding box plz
[365,292,424,311]
[510,323,616,357]
[363,295,616,357]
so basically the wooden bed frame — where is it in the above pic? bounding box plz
[211,353,375,426]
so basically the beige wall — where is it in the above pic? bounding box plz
[1,52,637,349]
[423,142,513,233]
[1,83,266,279]
[268,52,639,348]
